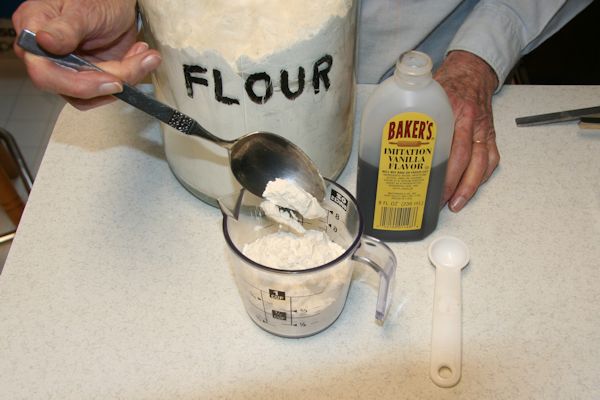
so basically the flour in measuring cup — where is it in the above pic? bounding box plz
[243,230,344,270]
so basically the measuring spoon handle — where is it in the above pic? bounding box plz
[430,266,462,387]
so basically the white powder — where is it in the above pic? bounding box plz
[243,230,344,270]
[238,225,350,336]
[262,178,327,220]
[250,179,336,269]
[259,201,306,234]
[139,0,357,204]
[259,178,327,234]
[140,1,353,64]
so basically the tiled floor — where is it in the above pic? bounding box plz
[0,44,65,271]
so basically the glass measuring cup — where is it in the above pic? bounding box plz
[219,179,396,338]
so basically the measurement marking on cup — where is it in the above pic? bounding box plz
[272,310,287,321]
[260,290,268,323]
[269,289,286,300]
[241,278,329,328]
[330,188,349,211]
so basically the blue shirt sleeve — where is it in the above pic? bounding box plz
[447,0,593,90]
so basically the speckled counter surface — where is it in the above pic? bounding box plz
[0,85,599,399]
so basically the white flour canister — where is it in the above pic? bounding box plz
[138,1,357,206]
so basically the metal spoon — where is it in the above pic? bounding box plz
[17,29,325,200]
[427,236,470,388]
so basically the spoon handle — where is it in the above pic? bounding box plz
[430,267,462,387]
[16,29,231,147]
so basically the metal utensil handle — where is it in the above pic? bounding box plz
[16,29,223,144]
[515,105,600,126]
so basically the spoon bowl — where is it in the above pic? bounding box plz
[228,131,325,199]
[428,236,470,269]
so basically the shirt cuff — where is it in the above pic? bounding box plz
[446,2,526,91]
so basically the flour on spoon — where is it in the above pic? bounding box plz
[260,178,327,233]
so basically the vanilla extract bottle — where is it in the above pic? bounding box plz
[357,51,454,242]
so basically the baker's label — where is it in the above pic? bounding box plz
[373,112,436,231]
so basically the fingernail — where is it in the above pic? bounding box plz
[98,82,123,96]
[133,42,149,55]
[141,54,161,71]
[450,196,466,212]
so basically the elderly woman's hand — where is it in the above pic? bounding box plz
[434,50,501,212]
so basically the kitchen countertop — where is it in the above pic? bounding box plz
[1,84,599,399]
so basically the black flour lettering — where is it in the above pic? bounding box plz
[181,53,334,104]
[183,64,208,98]
[312,55,333,94]
[245,72,274,104]
[280,67,306,100]
[213,69,240,105]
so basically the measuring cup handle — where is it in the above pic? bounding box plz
[351,235,396,322]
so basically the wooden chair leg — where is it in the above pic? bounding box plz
[0,127,34,244]
[0,140,19,179]
[0,165,24,225]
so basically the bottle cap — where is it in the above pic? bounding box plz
[395,51,433,77]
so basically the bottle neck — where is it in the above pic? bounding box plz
[393,70,432,88]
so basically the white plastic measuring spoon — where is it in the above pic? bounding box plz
[428,236,470,388]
